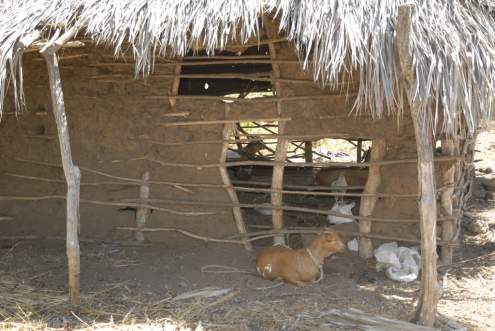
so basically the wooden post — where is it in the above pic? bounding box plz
[304,141,313,163]
[357,139,363,162]
[135,171,151,242]
[397,5,440,326]
[268,41,288,245]
[440,140,455,265]
[169,62,182,108]
[219,104,252,251]
[358,139,386,258]
[271,122,288,245]
[40,27,81,306]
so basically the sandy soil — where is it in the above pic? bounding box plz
[0,127,494,330]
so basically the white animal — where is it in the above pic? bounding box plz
[327,201,355,225]
[330,172,347,202]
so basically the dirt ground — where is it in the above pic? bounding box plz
[1,127,494,330]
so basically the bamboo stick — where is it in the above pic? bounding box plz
[135,171,151,242]
[359,139,386,258]
[135,155,464,169]
[0,195,218,216]
[219,103,252,251]
[0,193,458,223]
[5,173,140,187]
[6,166,457,198]
[398,5,439,326]
[160,117,290,127]
[26,40,85,52]
[117,226,243,244]
[13,158,192,193]
[116,227,459,247]
[147,94,347,103]
[40,26,81,307]
[0,235,38,240]
[122,196,458,223]
[33,53,88,61]
[162,112,190,117]
[0,216,14,221]
[183,54,271,60]
[89,59,309,68]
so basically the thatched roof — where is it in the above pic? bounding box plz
[1,1,495,137]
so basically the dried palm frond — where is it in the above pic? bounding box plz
[0,0,494,137]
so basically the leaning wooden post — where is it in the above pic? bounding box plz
[440,139,456,265]
[219,103,252,251]
[397,5,440,326]
[40,27,81,306]
[135,171,151,242]
[268,41,288,245]
[358,139,386,258]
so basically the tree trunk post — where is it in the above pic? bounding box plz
[397,5,440,326]
[219,103,252,251]
[135,171,151,242]
[40,27,81,306]
[358,139,386,258]
[268,41,289,245]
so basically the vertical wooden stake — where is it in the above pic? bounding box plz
[268,41,288,245]
[440,139,455,265]
[271,121,288,245]
[304,141,313,163]
[135,171,151,242]
[40,27,81,306]
[357,139,363,162]
[358,139,386,258]
[169,62,182,108]
[219,104,252,251]
[397,5,440,326]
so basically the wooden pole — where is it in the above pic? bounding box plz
[268,41,288,246]
[135,171,151,242]
[40,27,81,306]
[357,139,363,162]
[440,140,455,265]
[219,104,252,250]
[397,5,440,326]
[358,139,386,258]
[169,61,182,108]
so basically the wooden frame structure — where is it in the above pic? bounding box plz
[0,13,477,328]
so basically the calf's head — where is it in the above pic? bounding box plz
[312,231,345,257]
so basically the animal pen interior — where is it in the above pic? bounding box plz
[0,2,493,327]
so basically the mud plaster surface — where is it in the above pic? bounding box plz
[0,39,445,248]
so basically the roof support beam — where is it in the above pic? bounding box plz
[40,27,81,306]
[397,5,441,327]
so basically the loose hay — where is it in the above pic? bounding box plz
[0,271,361,330]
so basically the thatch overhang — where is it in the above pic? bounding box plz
[0,0,494,136]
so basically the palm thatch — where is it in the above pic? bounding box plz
[1,0,494,137]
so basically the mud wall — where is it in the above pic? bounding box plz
[0,35,440,244]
